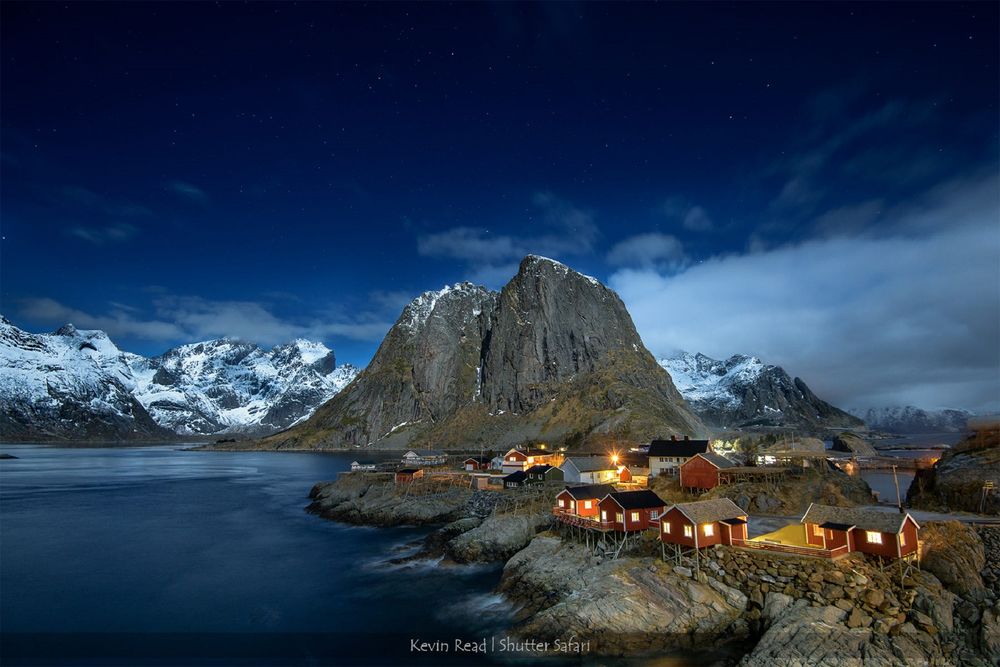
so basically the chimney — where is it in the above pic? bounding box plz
[684,435,690,441]
[670,435,677,441]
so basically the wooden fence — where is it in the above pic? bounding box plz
[730,538,850,560]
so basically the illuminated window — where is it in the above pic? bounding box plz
[704,524,714,537]
[616,513,623,523]
[866,531,882,544]
[899,532,906,547]
[601,510,608,521]
[508,456,516,461]
[812,524,823,537]
[630,511,640,522]
[527,457,534,463]
[583,500,591,509]
[663,522,671,534]
[558,499,565,508]
[683,525,693,538]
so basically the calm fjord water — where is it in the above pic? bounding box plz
[0,445,511,665]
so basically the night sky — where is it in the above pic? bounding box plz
[2,2,998,412]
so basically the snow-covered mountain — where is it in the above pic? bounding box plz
[658,351,863,431]
[850,406,972,434]
[0,316,358,440]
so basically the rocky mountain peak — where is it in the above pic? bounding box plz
[659,350,861,431]
[266,254,706,451]
[54,323,78,336]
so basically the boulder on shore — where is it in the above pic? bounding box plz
[447,513,553,563]
[831,431,878,457]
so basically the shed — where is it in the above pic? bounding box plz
[463,456,491,471]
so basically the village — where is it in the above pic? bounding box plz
[348,437,925,571]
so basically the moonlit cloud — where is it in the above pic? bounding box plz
[164,180,209,203]
[16,292,398,349]
[607,233,686,272]
[68,222,139,245]
[610,174,1000,413]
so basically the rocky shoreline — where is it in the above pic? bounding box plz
[309,474,999,665]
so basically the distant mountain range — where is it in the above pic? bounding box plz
[658,351,864,431]
[259,255,708,451]
[849,406,973,434]
[0,315,357,441]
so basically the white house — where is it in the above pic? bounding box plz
[350,460,377,472]
[647,437,711,477]
[560,456,619,484]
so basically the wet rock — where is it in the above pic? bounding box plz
[448,513,552,563]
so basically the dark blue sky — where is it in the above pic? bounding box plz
[2,2,998,410]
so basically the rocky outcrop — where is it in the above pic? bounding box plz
[500,536,747,655]
[447,513,553,564]
[907,426,1000,514]
[264,256,707,450]
[306,474,473,527]
[661,351,865,431]
[920,522,986,596]
[741,597,943,666]
[707,468,874,515]
[831,431,879,457]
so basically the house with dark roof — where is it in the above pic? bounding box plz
[560,456,619,484]
[503,470,529,489]
[679,452,737,490]
[554,484,618,519]
[801,503,921,560]
[597,490,666,532]
[659,498,748,548]
[525,464,564,485]
[647,436,711,477]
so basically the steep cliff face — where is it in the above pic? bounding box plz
[269,283,496,448]
[264,256,706,450]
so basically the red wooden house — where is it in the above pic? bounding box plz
[463,456,491,471]
[659,498,748,548]
[502,447,563,474]
[554,484,617,519]
[597,490,666,532]
[679,452,736,491]
[395,468,424,485]
[801,503,921,560]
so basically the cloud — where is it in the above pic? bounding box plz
[607,233,687,272]
[165,180,209,203]
[18,298,185,341]
[68,223,139,245]
[662,197,714,232]
[16,291,399,349]
[417,192,598,287]
[609,173,1000,414]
